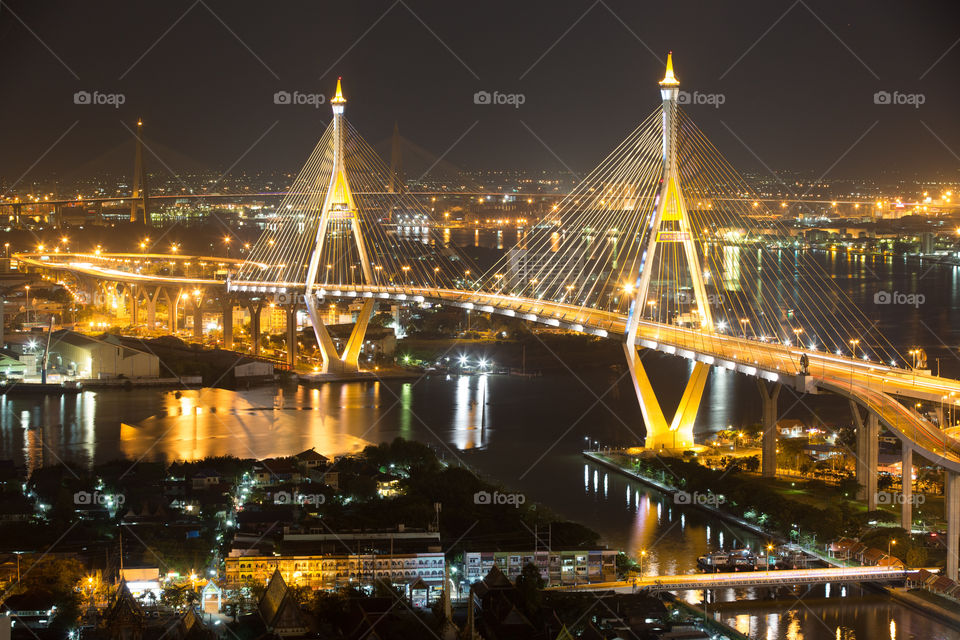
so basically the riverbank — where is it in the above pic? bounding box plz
[587,449,960,632]
[298,367,420,384]
[583,450,792,548]
[664,594,752,640]
[888,588,960,629]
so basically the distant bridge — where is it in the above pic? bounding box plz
[550,566,937,592]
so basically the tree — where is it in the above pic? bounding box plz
[906,546,928,567]
[514,563,544,618]
[162,585,187,609]
[370,312,394,328]
[288,585,312,607]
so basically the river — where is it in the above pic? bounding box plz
[3,248,960,638]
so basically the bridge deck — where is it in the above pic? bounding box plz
[20,252,960,471]
[551,566,935,592]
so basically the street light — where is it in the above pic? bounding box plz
[849,339,860,359]
[639,549,647,578]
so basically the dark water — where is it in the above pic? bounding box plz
[3,250,960,639]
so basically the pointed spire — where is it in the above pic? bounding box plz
[659,51,679,86]
[331,76,346,104]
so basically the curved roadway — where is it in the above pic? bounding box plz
[19,252,960,472]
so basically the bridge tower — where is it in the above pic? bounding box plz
[302,78,376,374]
[624,53,712,451]
[388,121,404,196]
[130,118,150,224]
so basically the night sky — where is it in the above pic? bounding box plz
[2,0,960,183]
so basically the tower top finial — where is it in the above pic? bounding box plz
[331,77,346,104]
[659,51,679,86]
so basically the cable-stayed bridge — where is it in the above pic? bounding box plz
[19,56,960,580]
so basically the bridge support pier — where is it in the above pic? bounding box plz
[757,379,781,478]
[166,289,180,334]
[222,297,233,350]
[624,347,707,451]
[146,287,163,331]
[901,446,913,532]
[146,297,156,330]
[947,470,959,581]
[130,285,138,327]
[851,401,879,510]
[305,298,374,374]
[246,300,264,356]
[285,305,297,369]
[192,298,203,339]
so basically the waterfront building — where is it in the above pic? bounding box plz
[47,330,159,379]
[463,549,617,586]
[225,551,445,598]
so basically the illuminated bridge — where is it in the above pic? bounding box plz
[18,59,960,580]
[549,566,936,593]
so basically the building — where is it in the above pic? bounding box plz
[326,324,396,361]
[257,570,309,637]
[191,471,221,490]
[0,348,27,379]
[119,567,161,600]
[292,448,328,472]
[463,549,617,586]
[48,330,159,379]
[1,592,58,630]
[225,551,445,597]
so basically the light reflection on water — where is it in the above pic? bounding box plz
[2,251,960,638]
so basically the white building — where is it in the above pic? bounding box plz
[49,330,160,379]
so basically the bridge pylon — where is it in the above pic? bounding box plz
[130,118,150,224]
[302,78,375,374]
[624,53,712,451]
